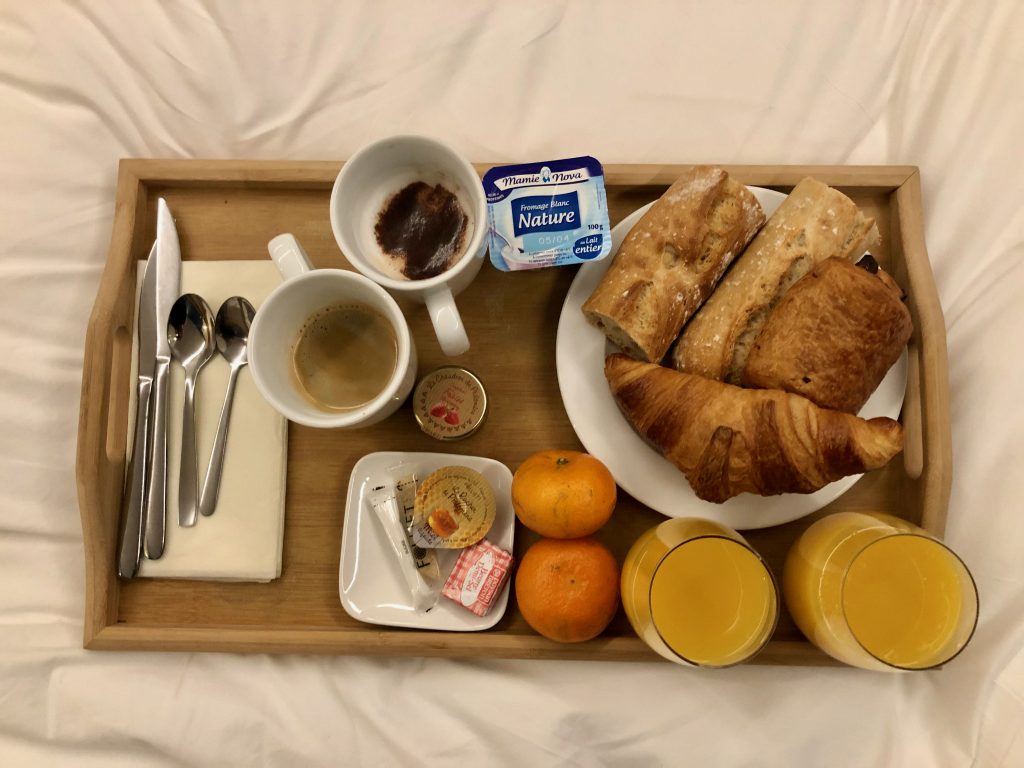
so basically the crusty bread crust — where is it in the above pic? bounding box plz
[582,166,765,362]
[671,177,879,382]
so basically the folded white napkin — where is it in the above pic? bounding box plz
[126,261,287,582]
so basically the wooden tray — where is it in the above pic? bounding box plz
[77,161,951,664]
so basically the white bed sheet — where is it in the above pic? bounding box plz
[1,1,1022,765]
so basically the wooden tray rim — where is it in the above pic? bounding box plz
[76,160,951,664]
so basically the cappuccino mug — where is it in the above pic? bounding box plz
[248,234,417,429]
[330,135,488,357]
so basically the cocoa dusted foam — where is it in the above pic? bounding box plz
[374,182,468,280]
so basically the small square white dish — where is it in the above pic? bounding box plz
[339,451,515,631]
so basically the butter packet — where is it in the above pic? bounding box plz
[483,156,612,271]
[441,539,513,617]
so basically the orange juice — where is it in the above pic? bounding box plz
[783,512,977,670]
[622,518,779,667]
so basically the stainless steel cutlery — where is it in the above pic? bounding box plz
[117,200,181,578]
[143,199,181,561]
[199,297,255,518]
[117,241,160,579]
[168,294,217,528]
[117,197,253,578]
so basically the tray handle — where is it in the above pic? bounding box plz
[77,161,148,643]
[902,342,924,480]
[77,298,133,639]
[894,172,952,534]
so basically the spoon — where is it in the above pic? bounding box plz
[168,293,216,527]
[198,297,256,518]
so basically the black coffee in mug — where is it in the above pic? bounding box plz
[291,303,398,412]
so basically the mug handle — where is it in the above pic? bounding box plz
[424,287,469,356]
[268,233,313,280]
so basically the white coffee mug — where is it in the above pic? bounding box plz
[330,135,488,357]
[248,234,417,429]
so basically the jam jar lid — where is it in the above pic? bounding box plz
[413,366,487,440]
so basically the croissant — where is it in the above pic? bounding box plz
[604,354,903,503]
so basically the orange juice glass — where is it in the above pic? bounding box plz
[783,512,978,671]
[622,518,779,667]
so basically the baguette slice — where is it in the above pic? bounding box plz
[741,257,913,413]
[582,166,765,362]
[671,177,879,382]
[605,353,903,503]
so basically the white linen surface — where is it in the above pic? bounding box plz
[1,1,1022,765]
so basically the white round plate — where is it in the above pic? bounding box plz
[555,187,908,531]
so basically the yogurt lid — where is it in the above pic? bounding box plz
[483,156,612,272]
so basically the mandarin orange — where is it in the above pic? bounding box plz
[515,537,620,643]
[511,450,616,538]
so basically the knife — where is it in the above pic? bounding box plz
[142,199,181,560]
[117,242,159,578]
